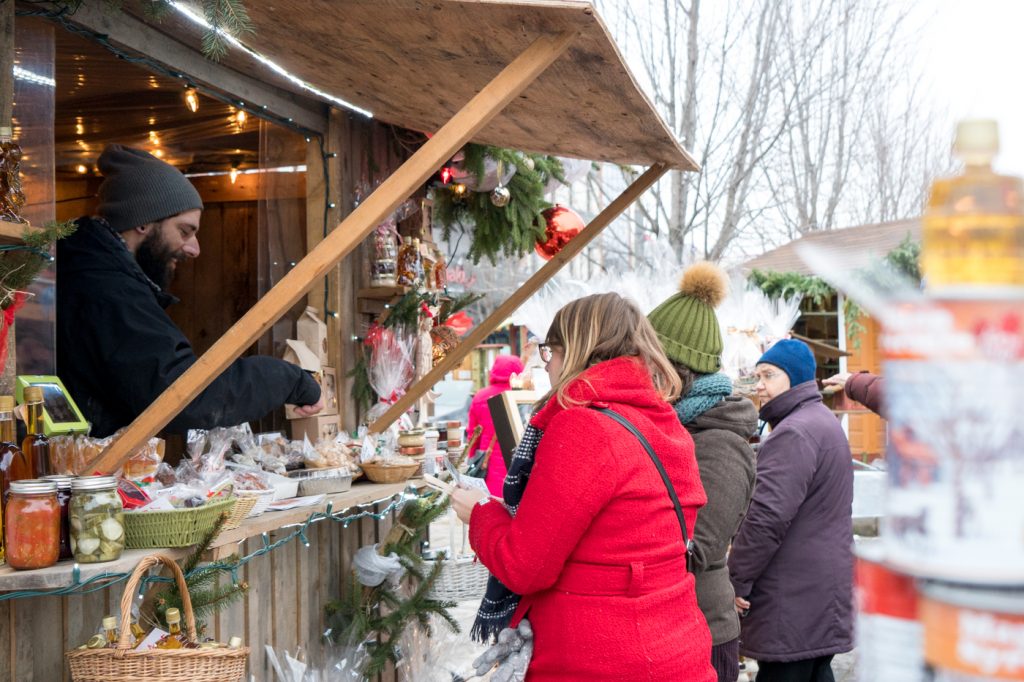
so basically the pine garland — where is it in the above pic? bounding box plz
[324,491,459,679]
[434,144,565,264]
[47,1,255,61]
[0,219,76,309]
[348,348,375,413]
[149,512,249,635]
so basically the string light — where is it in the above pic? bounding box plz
[229,164,240,184]
[0,492,411,602]
[75,164,88,174]
[183,87,199,113]
[234,108,247,129]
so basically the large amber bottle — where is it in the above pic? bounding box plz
[0,395,30,495]
[21,387,51,478]
[921,120,1024,292]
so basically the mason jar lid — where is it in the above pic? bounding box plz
[10,479,58,495]
[42,474,74,490]
[71,475,118,492]
[23,386,43,403]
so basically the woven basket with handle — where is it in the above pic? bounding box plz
[65,553,249,681]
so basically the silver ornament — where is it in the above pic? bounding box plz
[490,185,511,207]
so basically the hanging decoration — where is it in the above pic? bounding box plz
[324,491,459,679]
[433,144,565,264]
[535,204,584,260]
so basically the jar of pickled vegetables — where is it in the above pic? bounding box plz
[5,479,60,569]
[70,476,125,563]
[42,474,74,560]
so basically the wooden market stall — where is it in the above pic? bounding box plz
[0,1,696,679]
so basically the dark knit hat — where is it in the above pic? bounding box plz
[97,144,203,231]
[647,262,729,374]
[758,339,816,386]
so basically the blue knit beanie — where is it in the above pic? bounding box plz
[758,339,816,385]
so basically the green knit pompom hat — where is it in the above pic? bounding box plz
[647,261,729,374]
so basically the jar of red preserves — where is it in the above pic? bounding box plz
[5,479,60,570]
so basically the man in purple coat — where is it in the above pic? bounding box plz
[728,339,854,682]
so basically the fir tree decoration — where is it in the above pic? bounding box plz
[434,144,565,264]
[325,491,460,679]
[0,219,76,309]
[148,512,249,635]
[47,1,255,61]
[348,348,375,413]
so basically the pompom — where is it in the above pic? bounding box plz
[679,261,728,308]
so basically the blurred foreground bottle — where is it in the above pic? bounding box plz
[921,119,1024,292]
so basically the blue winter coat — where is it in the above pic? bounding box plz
[727,380,854,662]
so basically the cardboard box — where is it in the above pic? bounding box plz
[297,306,329,365]
[290,414,341,444]
[282,340,339,419]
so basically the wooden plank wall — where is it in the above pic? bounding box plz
[846,313,887,460]
[0,504,396,681]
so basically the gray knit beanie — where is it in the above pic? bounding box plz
[97,144,203,231]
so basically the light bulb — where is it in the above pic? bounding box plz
[230,166,240,184]
[184,88,199,113]
[234,109,247,129]
[75,164,88,174]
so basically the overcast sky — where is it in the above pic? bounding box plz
[911,0,1023,173]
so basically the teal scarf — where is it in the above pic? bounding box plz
[675,372,734,425]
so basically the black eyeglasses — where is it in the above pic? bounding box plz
[539,343,558,362]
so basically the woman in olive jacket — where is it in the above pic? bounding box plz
[648,262,758,682]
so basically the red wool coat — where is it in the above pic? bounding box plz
[469,357,715,681]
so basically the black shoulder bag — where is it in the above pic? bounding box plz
[592,407,695,573]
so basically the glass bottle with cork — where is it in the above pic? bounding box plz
[0,126,27,223]
[102,616,120,648]
[921,119,1024,292]
[0,394,30,496]
[21,386,51,479]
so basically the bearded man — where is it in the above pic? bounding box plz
[56,144,322,438]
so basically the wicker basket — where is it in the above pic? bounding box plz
[427,555,490,602]
[66,553,249,681]
[360,460,419,484]
[221,496,257,530]
[234,488,274,518]
[124,498,235,549]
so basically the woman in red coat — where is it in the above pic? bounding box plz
[452,293,715,681]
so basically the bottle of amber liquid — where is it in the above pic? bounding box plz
[921,119,1024,292]
[103,616,119,648]
[21,387,51,478]
[396,235,422,287]
[155,608,194,649]
[0,395,30,497]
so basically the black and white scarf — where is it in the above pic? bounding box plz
[470,422,544,643]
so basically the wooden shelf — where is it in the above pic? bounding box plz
[0,218,40,245]
[357,285,410,300]
[0,481,415,592]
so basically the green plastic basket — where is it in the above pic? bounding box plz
[124,497,236,549]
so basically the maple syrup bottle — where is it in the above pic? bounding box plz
[0,395,31,495]
[21,387,51,478]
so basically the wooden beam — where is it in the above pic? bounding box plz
[369,162,670,433]
[85,29,578,475]
[50,2,327,135]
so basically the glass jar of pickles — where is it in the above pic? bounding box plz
[5,479,60,569]
[70,476,125,563]
[42,474,74,560]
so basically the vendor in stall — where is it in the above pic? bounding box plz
[56,144,323,438]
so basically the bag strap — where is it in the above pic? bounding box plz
[591,407,694,571]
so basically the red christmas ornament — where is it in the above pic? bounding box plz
[535,205,584,260]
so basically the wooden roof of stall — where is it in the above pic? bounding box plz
[126,0,696,169]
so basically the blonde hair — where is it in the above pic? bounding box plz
[541,292,681,408]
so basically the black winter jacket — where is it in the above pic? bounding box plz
[56,216,320,437]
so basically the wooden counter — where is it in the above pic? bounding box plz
[0,481,414,681]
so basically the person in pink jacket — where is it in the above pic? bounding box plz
[467,354,525,495]
[452,293,715,681]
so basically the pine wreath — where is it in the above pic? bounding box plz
[434,144,565,264]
